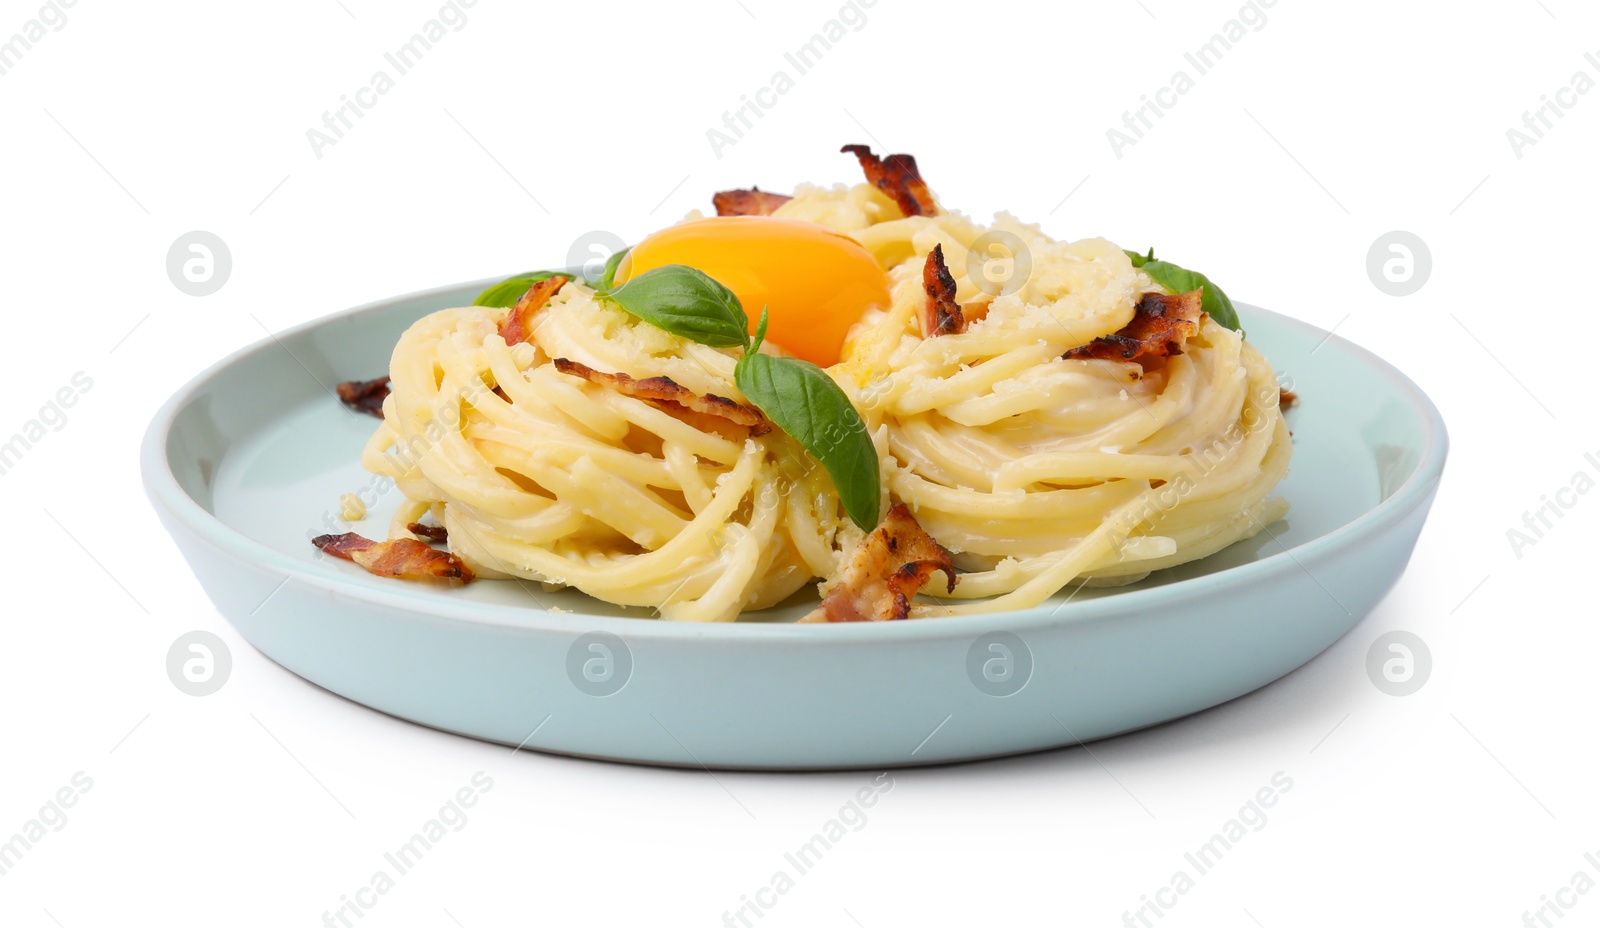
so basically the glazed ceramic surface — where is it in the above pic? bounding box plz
[142,278,1447,769]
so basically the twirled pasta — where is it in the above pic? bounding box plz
[340,163,1291,622]
[360,284,864,622]
[785,185,1292,615]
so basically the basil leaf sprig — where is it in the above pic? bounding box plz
[472,246,634,307]
[596,247,630,290]
[599,265,881,532]
[601,265,749,348]
[1125,248,1241,332]
[472,270,572,308]
[734,310,880,533]
[478,262,749,346]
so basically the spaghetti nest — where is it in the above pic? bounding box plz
[786,186,1293,616]
[350,167,1292,622]
[360,282,862,622]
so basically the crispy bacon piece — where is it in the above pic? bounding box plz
[1062,290,1205,362]
[312,532,474,583]
[553,358,771,437]
[712,187,793,217]
[840,144,938,217]
[407,521,448,542]
[336,376,390,419]
[921,244,966,337]
[498,275,570,346]
[1279,388,1298,409]
[801,504,957,623]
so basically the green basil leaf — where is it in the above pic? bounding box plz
[1126,250,1241,332]
[473,270,571,308]
[736,309,880,532]
[747,303,770,355]
[596,247,630,290]
[1124,247,1156,268]
[599,264,751,348]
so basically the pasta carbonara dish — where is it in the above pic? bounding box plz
[315,145,1293,623]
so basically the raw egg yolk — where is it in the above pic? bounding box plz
[611,216,890,368]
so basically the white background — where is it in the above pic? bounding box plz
[2,0,1596,925]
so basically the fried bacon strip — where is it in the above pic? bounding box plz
[841,144,938,217]
[801,504,957,623]
[407,522,448,542]
[498,275,570,346]
[712,187,793,217]
[312,532,474,583]
[552,358,771,437]
[336,376,390,419]
[921,244,966,337]
[1062,290,1205,362]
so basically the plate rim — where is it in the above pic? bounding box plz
[141,277,1449,642]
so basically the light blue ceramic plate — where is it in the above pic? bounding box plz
[142,278,1447,769]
